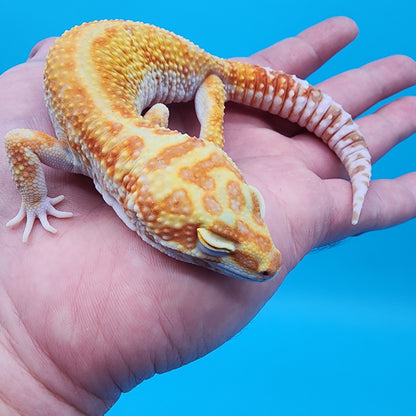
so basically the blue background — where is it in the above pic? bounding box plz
[2,1,415,414]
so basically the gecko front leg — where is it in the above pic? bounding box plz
[5,129,75,242]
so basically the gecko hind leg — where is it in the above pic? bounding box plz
[143,103,170,127]
[195,74,226,148]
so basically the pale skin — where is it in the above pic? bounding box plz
[1,17,416,415]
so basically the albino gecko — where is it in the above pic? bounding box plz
[4,20,371,281]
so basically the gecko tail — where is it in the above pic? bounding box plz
[221,62,371,224]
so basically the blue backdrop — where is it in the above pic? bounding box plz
[2,1,415,414]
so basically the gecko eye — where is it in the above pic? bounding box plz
[197,228,236,257]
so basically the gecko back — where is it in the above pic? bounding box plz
[5,20,371,281]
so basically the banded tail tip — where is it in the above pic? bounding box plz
[352,207,361,226]
[351,179,370,225]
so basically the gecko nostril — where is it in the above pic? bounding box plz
[260,268,278,280]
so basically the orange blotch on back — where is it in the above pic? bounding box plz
[103,121,124,136]
[104,26,118,38]
[135,182,160,223]
[152,127,179,136]
[90,28,142,118]
[203,194,223,215]
[91,35,108,50]
[180,152,242,191]
[104,135,144,173]
[161,189,193,216]
[227,180,245,212]
[84,132,104,158]
[146,139,203,171]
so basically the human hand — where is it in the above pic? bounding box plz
[1,17,415,414]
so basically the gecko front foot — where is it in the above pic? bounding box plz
[7,195,73,243]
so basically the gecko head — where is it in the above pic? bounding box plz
[138,142,281,281]
[195,224,281,282]
[189,184,281,282]
[146,181,281,281]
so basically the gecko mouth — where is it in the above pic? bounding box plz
[192,256,279,282]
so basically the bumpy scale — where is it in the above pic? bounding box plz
[4,20,371,281]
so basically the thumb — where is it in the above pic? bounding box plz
[28,37,56,62]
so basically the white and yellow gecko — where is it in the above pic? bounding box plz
[4,20,371,281]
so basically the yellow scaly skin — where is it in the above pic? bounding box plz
[4,20,371,281]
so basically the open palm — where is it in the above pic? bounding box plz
[1,17,416,414]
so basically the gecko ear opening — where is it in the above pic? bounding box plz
[197,228,236,257]
[248,185,266,220]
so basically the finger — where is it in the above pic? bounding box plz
[0,42,55,137]
[359,174,416,230]
[324,173,416,243]
[358,96,416,162]
[28,38,56,62]
[248,16,358,78]
[318,55,416,117]
[264,57,416,180]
